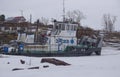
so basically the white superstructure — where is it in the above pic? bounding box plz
[46,21,78,52]
[17,20,79,52]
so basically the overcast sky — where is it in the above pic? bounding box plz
[0,0,120,31]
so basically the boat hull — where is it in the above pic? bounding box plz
[3,47,101,57]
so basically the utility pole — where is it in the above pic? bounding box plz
[30,14,32,23]
[29,14,32,33]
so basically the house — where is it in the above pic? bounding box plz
[0,22,29,33]
[0,16,27,33]
[6,16,26,23]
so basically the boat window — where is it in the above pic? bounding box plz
[59,24,62,30]
[68,25,71,30]
[65,24,67,30]
[67,24,73,31]
[69,24,73,31]
[73,25,75,31]
[66,25,69,30]
[55,25,58,29]
[75,25,78,30]
[73,25,78,31]
[65,24,78,31]
[71,25,74,31]
[61,24,65,30]
[69,24,71,30]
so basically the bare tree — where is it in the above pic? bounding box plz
[103,14,117,33]
[40,17,49,25]
[66,10,85,25]
[0,14,5,21]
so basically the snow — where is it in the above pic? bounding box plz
[0,45,120,77]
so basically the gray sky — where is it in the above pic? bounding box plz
[0,0,120,31]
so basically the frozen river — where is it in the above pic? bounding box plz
[0,44,120,77]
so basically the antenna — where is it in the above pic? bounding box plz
[20,10,23,16]
[63,0,65,21]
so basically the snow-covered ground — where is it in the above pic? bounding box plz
[0,44,120,77]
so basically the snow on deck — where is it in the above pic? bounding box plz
[0,45,120,77]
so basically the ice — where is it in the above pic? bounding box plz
[0,45,120,77]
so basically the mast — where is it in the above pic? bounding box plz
[35,19,39,43]
[63,0,65,21]
[20,10,23,16]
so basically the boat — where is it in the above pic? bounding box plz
[1,0,102,57]
[8,19,103,57]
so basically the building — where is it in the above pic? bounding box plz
[6,16,26,23]
[0,16,27,33]
[0,22,29,33]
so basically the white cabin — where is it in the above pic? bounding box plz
[47,21,78,52]
[17,20,79,52]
